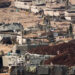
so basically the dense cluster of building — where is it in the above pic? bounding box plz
[0,0,75,75]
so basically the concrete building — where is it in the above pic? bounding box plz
[0,0,11,8]
[14,0,32,10]
[0,23,24,32]
[15,0,32,2]
[33,0,46,5]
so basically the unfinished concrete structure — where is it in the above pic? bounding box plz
[0,0,11,8]
[33,0,46,5]
[10,65,69,75]
[14,0,32,10]
[64,0,75,22]
[0,23,24,32]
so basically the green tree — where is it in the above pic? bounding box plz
[65,0,69,9]
[69,23,73,35]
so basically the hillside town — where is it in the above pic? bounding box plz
[0,0,75,75]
